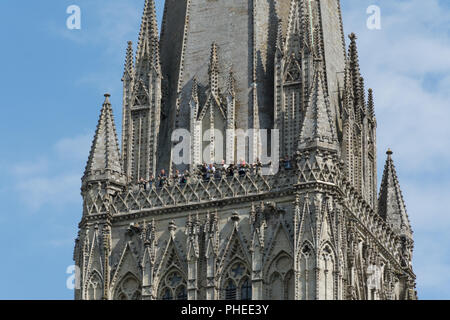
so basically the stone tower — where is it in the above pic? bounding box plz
[74,0,417,300]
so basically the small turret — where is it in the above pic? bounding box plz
[367,88,376,121]
[82,94,126,189]
[348,33,363,110]
[121,0,162,181]
[378,149,413,239]
[298,56,339,152]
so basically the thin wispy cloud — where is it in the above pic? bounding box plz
[54,133,92,161]
[11,133,92,212]
[49,1,142,50]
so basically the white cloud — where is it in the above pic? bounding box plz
[15,174,81,211]
[50,0,142,49]
[11,133,92,212]
[54,133,92,162]
[12,158,49,177]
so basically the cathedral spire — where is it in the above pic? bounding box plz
[122,0,162,181]
[378,149,412,239]
[83,94,125,185]
[285,0,310,53]
[135,0,160,79]
[348,33,363,108]
[298,58,338,151]
[123,41,134,81]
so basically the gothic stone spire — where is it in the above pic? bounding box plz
[348,33,364,111]
[298,58,338,151]
[135,0,160,78]
[121,0,162,181]
[83,94,125,186]
[123,41,135,81]
[378,149,412,239]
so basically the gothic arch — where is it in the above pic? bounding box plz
[113,272,141,300]
[157,266,188,300]
[110,242,140,292]
[265,251,294,300]
[263,221,293,267]
[268,272,283,300]
[285,270,295,300]
[154,233,187,292]
[220,258,252,300]
[217,220,251,276]
[318,243,337,300]
[85,270,103,300]
[298,241,316,300]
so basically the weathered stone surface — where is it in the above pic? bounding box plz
[75,0,417,301]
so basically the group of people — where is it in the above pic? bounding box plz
[136,156,294,190]
[198,159,263,181]
[137,168,175,190]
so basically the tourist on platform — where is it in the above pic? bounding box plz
[180,170,188,184]
[238,159,247,176]
[159,169,167,187]
[139,177,147,190]
[148,175,155,188]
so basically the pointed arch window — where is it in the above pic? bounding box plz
[114,273,141,300]
[158,269,187,300]
[86,272,103,300]
[222,261,251,300]
[299,244,315,300]
[162,288,173,300]
[176,285,188,300]
[225,280,237,300]
[318,245,335,300]
[267,253,294,300]
[240,277,252,301]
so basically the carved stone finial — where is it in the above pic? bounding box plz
[231,212,240,223]
[168,220,177,234]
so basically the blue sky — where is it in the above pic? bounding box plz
[0,0,448,300]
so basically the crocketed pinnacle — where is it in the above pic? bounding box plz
[123,41,134,80]
[276,18,284,52]
[378,149,412,238]
[348,33,363,107]
[209,42,220,97]
[84,94,123,178]
[226,69,236,98]
[298,59,338,151]
[135,0,160,77]
[285,0,311,51]
[367,88,376,119]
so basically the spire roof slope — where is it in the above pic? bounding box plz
[298,61,338,151]
[135,0,160,77]
[84,94,123,178]
[123,41,134,80]
[348,33,363,107]
[285,0,310,53]
[378,150,412,238]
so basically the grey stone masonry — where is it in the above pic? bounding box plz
[75,0,417,300]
